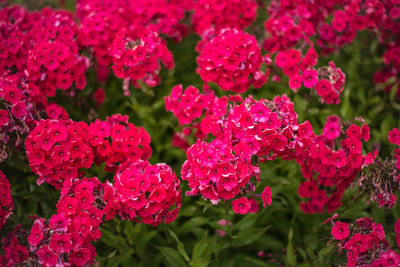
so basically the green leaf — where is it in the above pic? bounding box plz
[158,246,188,267]
[286,228,297,266]
[190,232,214,267]
[318,244,335,264]
[178,217,209,233]
[134,230,158,257]
[230,226,270,247]
[105,248,134,267]
[232,213,258,230]
[101,228,129,250]
[169,229,190,261]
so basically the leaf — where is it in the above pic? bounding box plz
[178,217,209,233]
[286,228,297,266]
[123,221,135,245]
[105,248,134,267]
[243,257,270,267]
[158,246,188,267]
[230,226,270,247]
[100,228,129,250]
[232,213,258,230]
[190,232,214,267]
[169,229,190,261]
[134,230,158,257]
[318,244,335,263]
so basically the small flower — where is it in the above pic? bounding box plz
[232,197,252,215]
[331,221,350,240]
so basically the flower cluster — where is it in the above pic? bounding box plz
[87,114,152,172]
[0,6,87,101]
[298,116,374,214]
[0,75,43,162]
[181,94,314,213]
[357,128,400,208]
[165,85,243,150]
[395,218,400,250]
[77,0,188,85]
[25,119,93,189]
[388,128,400,169]
[192,0,258,37]
[77,0,190,43]
[78,7,126,67]
[358,157,399,208]
[327,216,400,267]
[197,28,267,93]
[114,160,181,226]
[0,226,29,266]
[274,47,345,104]
[26,40,87,98]
[182,139,259,204]
[26,177,112,266]
[0,170,13,231]
[264,0,400,99]
[25,115,152,188]
[165,84,214,125]
[111,26,174,89]
[128,0,191,41]
[0,6,91,162]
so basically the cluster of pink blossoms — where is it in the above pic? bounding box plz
[77,0,191,43]
[0,170,13,231]
[264,0,400,98]
[77,0,189,84]
[0,6,87,162]
[180,93,315,213]
[25,115,151,189]
[298,116,375,214]
[0,75,41,162]
[0,226,29,266]
[166,85,378,214]
[388,128,400,169]
[274,47,346,104]
[0,6,87,101]
[395,218,400,250]
[22,177,112,266]
[326,216,400,267]
[165,84,214,125]
[114,160,182,226]
[165,84,242,150]
[358,156,400,209]
[111,26,174,89]
[192,0,257,37]
[197,28,267,93]
[8,113,180,265]
[356,128,400,208]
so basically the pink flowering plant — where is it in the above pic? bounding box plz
[1,0,400,266]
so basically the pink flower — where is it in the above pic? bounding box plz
[49,233,72,254]
[232,197,252,214]
[69,248,91,266]
[331,221,349,240]
[289,74,302,91]
[248,198,259,213]
[11,101,26,119]
[0,110,9,126]
[322,121,341,140]
[28,220,44,246]
[37,246,58,267]
[302,69,318,88]
[261,186,272,207]
[315,79,333,97]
